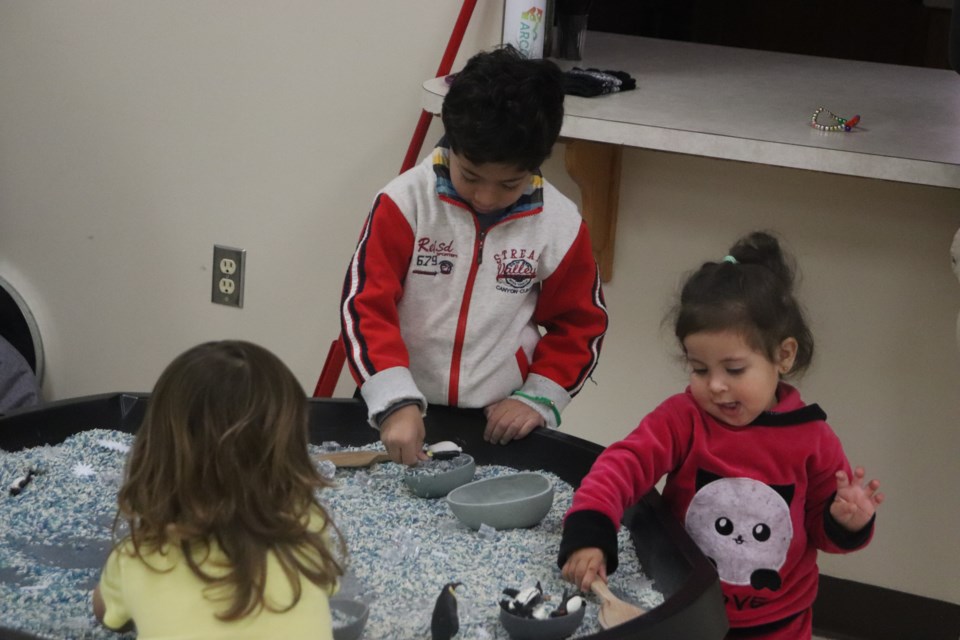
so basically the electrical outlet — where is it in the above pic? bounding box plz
[212,245,245,308]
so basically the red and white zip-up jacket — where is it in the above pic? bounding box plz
[341,146,607,427]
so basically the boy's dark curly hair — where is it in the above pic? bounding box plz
[441,46,564,171]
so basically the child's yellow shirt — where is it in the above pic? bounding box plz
[98,517,336,639]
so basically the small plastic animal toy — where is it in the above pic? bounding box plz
[551,589,585,618]
[8,468,39,496]
[431,581,462,640]
[426,441,463,461]
[499,581,547,618]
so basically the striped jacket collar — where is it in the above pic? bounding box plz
[431,139,544,218]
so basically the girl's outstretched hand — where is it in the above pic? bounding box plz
[830,466,884,532]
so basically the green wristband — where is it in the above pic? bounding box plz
[511,391,562,427]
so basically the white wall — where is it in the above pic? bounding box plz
[0,0,498,399]
[2,1,958,607]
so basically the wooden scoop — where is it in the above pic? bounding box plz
[591,579,645,629]
[316,450,392,468]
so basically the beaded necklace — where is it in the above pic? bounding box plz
[810,106,861,132]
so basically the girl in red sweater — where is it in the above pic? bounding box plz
[559,231,884,639]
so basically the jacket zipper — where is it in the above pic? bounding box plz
[447,208,540,405]
[448,219,483,406]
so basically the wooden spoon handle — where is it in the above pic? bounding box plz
[591,578,646,619]
[316,450,392,467]
[590,579,616,602]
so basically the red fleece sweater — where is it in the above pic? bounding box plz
[560,383,874,630]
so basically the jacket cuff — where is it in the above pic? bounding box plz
[823,492,876,550]
[375,398,423,428]
[358,367,426,429]
[515,374,571,429]
[558,509,620,575]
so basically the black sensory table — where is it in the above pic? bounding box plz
[0,393,728,640]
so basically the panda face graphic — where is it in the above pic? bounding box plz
[684,472,794,591]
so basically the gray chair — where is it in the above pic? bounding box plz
[0,275,42,414]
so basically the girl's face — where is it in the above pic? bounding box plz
[683,330,798,427]
[448,151,531,216]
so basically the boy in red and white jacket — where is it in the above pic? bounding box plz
[340,47,607,465]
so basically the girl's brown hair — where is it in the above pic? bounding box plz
[673,231,814,377]
[115,340,344,620]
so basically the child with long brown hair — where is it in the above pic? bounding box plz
[93,340,344,638]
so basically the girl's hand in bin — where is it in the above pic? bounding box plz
[563,547,607,593]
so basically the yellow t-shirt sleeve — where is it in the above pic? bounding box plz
[98,547,133,630]
[310,509,340,597]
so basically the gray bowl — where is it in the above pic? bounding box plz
[446,472,554,530]
[330,596,369,640]
[403,454,476,498]
[499,605,586,640]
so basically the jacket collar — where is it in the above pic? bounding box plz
[750,382,826,426]
[431,138,544,218]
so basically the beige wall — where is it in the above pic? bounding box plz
[2,1,958,606]
[546,150,960,606]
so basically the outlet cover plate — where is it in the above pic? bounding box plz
[212,245,245,308]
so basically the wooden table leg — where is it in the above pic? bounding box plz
[563,140,622,283]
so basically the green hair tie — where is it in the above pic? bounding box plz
[723,255,738,264]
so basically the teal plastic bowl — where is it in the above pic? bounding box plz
[403,454,476,498]
[330,596,369,640]
[446,472,554,530]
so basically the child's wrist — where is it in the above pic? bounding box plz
[511,390,561,427]
[375,398,422,428]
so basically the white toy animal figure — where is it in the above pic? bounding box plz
[952,228,960,350]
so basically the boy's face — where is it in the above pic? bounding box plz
[448,151,531,216]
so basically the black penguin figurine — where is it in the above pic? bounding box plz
[498,581,548,618]
[550,588,585,617]
[8,468,38,496]
[431,581,462,640]
[426,440,464,461]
